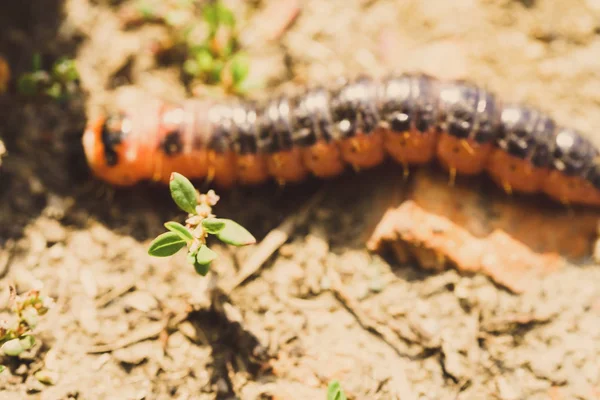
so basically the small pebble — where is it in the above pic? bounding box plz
[113,341,155,365]
[123,291,159,313]
[34,369,59,385]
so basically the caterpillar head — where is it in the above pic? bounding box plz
[82,114,149,186]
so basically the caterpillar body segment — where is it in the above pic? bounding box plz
[82,73,600,207]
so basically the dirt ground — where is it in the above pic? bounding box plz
[2,0,600,399]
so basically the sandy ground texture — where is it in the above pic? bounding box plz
[2,0,600,399]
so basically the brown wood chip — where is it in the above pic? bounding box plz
[367,201,564,293]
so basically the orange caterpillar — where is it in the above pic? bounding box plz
[82,73,600,207]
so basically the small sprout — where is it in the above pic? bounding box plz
[0,286,53,370]
[216,219,256,246]
[327,381,347,400]
[148,175,255,276]
[164,221,194,242]
[1,339,23,357]
[148,232,187,257]
[153,0,248,95]
[17,55,79,101]
[169,172,198,214]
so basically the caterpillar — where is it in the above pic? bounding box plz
[82,73,600,207]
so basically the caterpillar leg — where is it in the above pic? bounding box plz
[448,167,457,187]
[206,151,237,188]
[436,133,493,176]
[383,130,438,165]
[382,129,438,181]
[486,149,547,194]
[236,154,269,185]
[266,147,308,184]
[338,130,385,170]
[302,140,345,179]
[543,171,600,207]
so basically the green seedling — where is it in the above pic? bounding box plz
[159,0,250,94]
[327,380,348,400]
[147,173,256,276]
[0,285,54,372]
[17,54,79,101]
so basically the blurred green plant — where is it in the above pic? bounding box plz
[327,380,347,400]
[17,54,79,101]
[181,0,250,94]
[0,285,54,373]
[131,0,250,95]
[147,172,256,276]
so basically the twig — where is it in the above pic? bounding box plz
[86,321,165,354]
[95,279,136,308]
[221,189,325,294]
[0,240,13,278]
[327,267,417,400]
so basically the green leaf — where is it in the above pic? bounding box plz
[186,251,196,265]
[32,53,42,71]
[216,219,256,246]
[230,54,249,86]
[203,1,236,35]
[19,335,35,351]
[202,4,219,32]
[0,365,5,373]
[202,218,226,234]
[208,60,224,83]
[193,259,210,276]
[52,58,78,82]
[183,59,200,77]
[196,244,218,264]
[148,232,187,257]
[327,381,347,400]
[164,221,194,242]
[215,2,235,27]
[187,245,217,276]
[169,172,198,214]
[1,339,24,357]
[195,48,214,72]
[17,75,38,96]
[45,82,62,99]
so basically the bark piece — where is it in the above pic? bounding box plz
[367,201,564,293]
